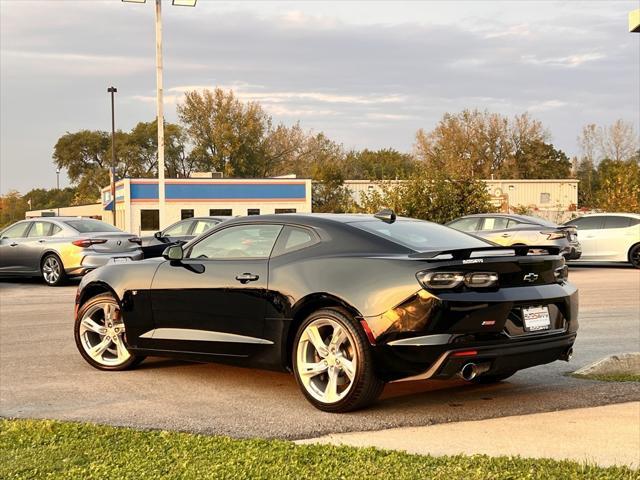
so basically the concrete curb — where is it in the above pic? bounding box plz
[296,402,640,468]
[573,352,640,376]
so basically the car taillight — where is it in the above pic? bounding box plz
[554,265,569,283]
[543,231,566,240]
[416,271,498,289]
[464,272,499,287]
[72,239,107,248]
[417,271,464,289]
[128,237,142,245]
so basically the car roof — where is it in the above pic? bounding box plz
[454,213,556,225]
[574,213,640,219]
[218,213,424,228]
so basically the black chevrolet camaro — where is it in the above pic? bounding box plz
[74,212,578,412]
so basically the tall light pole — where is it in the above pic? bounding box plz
[108,86,118,226]
[123,0,197,230]
[56,167,61,216]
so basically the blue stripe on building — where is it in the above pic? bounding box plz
[130,183,306,200]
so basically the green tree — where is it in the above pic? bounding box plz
[413,110,564,180]
[595,158,640,212]
[513,140,571,179]
[0,190,28,228]
[24,187,77,210]
[343,149,417,180]
[176,88,272,177]
[358,168,495,223]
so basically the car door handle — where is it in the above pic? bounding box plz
[501,233,511,237]
[235,273,259,284]
[10,242,18,247]
[38,239,46,243]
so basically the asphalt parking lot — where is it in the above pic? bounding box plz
[1,266,639,440]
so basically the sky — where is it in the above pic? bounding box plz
[1,0,638,194]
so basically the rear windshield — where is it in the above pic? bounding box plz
[351,219,490,251]
[517,215,558,227]
[64,219,121,233]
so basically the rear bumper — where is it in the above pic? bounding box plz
[375,331,577,382]
[364,282,579,381]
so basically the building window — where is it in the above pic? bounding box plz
[247,208,260,216]
[140,210,160,231]
[540,192,551,204]
[209,208,232,216]
[275,208,296,214]
[181,209,194,220]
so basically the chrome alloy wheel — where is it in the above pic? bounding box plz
[78,302,130,367]
[296,318,357,404]
[42,256,61,285]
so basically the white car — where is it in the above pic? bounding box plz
[565,213,640,268]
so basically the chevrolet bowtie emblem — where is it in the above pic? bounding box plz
[523,273,539,283]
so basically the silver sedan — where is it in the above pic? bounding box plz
[0,217,143,286]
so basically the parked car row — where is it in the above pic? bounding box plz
[446,212,640,269]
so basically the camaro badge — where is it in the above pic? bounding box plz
[523,273,539,282]
[463,259,483,264]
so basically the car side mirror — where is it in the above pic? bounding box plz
[162,245,183,261]
[154,231,163,239]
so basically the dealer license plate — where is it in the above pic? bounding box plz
[522,306,551,332]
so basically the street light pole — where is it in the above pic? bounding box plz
[155,0,166,231]
[107,86,118,226]
[122,0,197,230]
[56,167,61,216]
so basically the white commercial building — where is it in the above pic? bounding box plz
[27,177,312,235]
[345,179,579,217]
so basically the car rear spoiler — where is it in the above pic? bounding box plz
[409,245,562,260]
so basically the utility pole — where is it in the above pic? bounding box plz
[108,86,118,226]
[155,0,166,231]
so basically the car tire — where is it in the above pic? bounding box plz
[628,244,640,269]
[292,308,385,413]
[471,371,516,384]
[74,293,144,371]
[41,253,67,286]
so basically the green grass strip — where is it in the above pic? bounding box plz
[1,418,636,479]
[572,373,640,383]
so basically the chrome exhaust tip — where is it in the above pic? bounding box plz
[460,363,478,381]
[561,347,574,362]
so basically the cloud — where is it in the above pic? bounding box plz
[521,52,606,67]
[528,100,569,112]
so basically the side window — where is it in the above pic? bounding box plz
[506,219,520,229]
[448,218,479,232]
[481,217,509,230]
[163,220,193,236]
[273,226,318,256]
[603,216,631,229]
[572,217,604,230]
[189,224,282,259]
[192,220,217,235]
[27,221,53,237]
[1,222,31,239]
[51,224,62,235]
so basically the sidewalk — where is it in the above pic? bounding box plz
[296,402,640,468]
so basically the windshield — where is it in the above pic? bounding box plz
[351,219,490,251]
[64,219,122,233]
